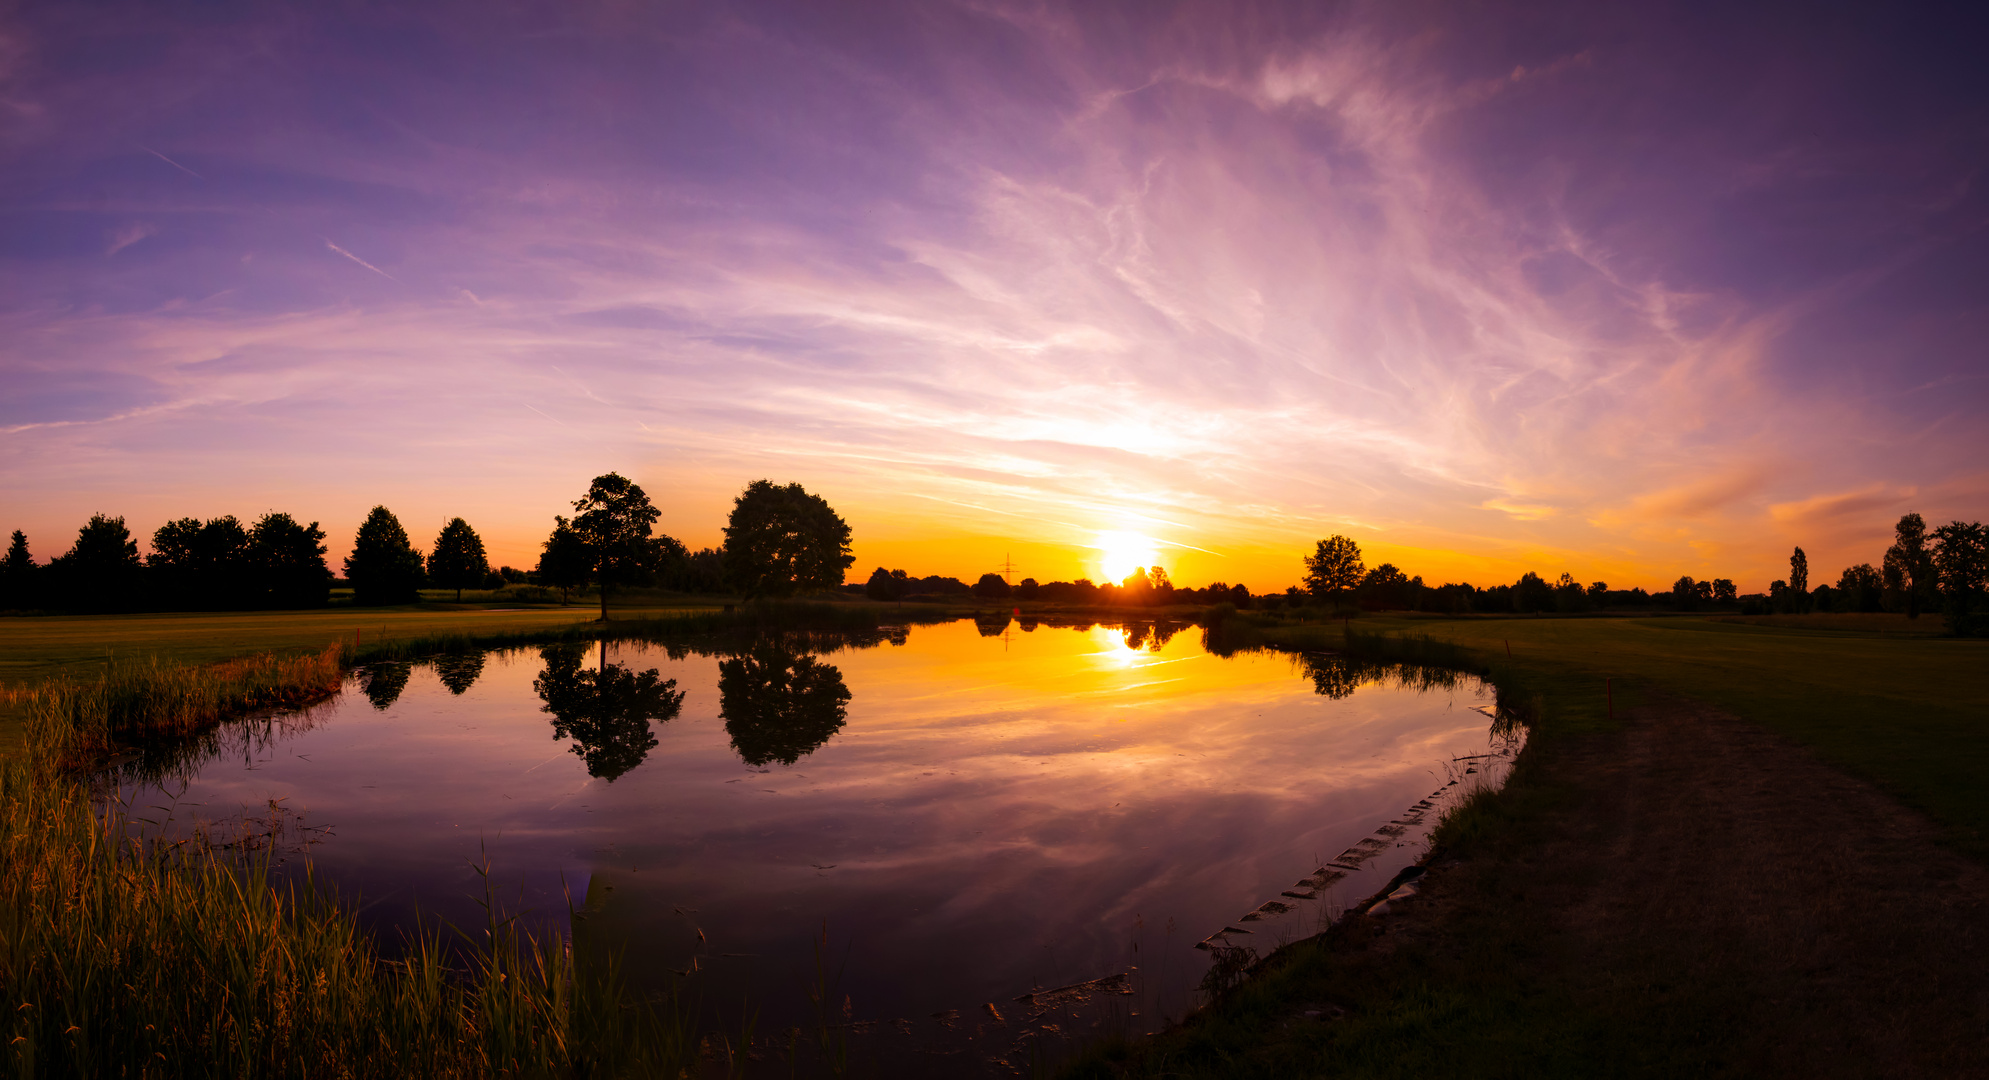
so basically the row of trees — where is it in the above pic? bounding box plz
[1774,514,1987,632]
[0,475,857,616]
[0,513,333,613]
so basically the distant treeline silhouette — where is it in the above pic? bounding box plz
[3,493,1980,633]
[0,473,855,617]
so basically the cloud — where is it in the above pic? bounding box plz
[106,222,156,255]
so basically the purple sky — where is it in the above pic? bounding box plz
[4,1,1986,590]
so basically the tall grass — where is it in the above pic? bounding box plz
[0,759,695,1078]
[7,647,346,770]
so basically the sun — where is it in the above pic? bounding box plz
[1095,531,1161,585]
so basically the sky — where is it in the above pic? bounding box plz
[3,0,1987,593]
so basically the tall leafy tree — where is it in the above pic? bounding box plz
[1789,547,1810,613]
[536,515,592,606]
[345,506,424,606]
[721,480,854,601]
[427,517,490,602]
[1931,520,1987,636]
[1,530,38,610]
[1884,513,1935,619]
[571,472,662,620]
[250,512,331,608]
[148,516,252,610]
[49,514,142,611]
[1303,535,1365,601]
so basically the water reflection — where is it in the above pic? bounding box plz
[433,652,486,695]
[358,662,412,710]
[717,642,852,766]
[534,644,687,781]
[1122,621,1182,652]
[973,611,1011,637]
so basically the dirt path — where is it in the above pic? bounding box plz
[1412,698,1989,1076]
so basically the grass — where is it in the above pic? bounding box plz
[0,757,698,1077]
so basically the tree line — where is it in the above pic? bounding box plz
[0,475,855,617]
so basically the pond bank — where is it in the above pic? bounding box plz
[1065,694,1989,1077]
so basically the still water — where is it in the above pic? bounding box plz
[130,618,1513,1064]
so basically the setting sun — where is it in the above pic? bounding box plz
[1095,531,1162,585]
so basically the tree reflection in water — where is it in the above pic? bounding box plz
[1122,622,1180,652]
[534,643,686,781]
[358,662,412,711]
[433,652,485,695]
[718,642,852,767]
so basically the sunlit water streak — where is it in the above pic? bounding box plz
[124,618,1515,1067]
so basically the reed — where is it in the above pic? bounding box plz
[0,759,696,1078]
[7,646,346,769]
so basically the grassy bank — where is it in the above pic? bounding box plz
[0,758,696,1077]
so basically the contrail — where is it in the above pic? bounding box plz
[324,239,397,280]
[140,146,201,178]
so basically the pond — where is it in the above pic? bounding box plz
[125,617,1517,1072]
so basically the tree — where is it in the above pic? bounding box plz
[346,506,424,606]
[1884,513,1935,619]
[1,530,38,610]
[1789,547,1810,613]
[1513,571,1554,613]
[571,472,662,620]
[537,516,591,605]
[721,480,854,601]
[1304,536,1365,602]
[864,566,904,602]
[1712,578,1737,605]
[972,572,1011,600]
[1362,563,1412,611]
[1835,564,1882,613]
[1931,520,1987,636]
[251,512,332,608]
[49,514,143,611]
[427,517,491,602]
[149,515,253,610]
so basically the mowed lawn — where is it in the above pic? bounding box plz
[1325,613,1989,858]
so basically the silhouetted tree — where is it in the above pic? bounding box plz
[1304,536,1364,602]
[1017,577,1040,600]
[864,566,903,601]
[535,643,685,780]
[1835,564,1882,613]
[1671,576,1700,611]
[718,643,851,766]
[1513,572,1554,613]
[1,530,38,610]
[149,515,253,610]
[252,513,332,608]
[1360,564,1411,611]
[1712,578,1737,605]
[48,514,143,611]
[722,480,854,601]
[1789,547,1810,613]
[537,516,591,605]
[346,507,424,606]
[971,572,1011,599]
[571,472,661,620]
[1884,513,1935,618]
[427,517,490,602]
[1931,520,1987,636]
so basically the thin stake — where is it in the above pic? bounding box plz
[1505,639,1511,659]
